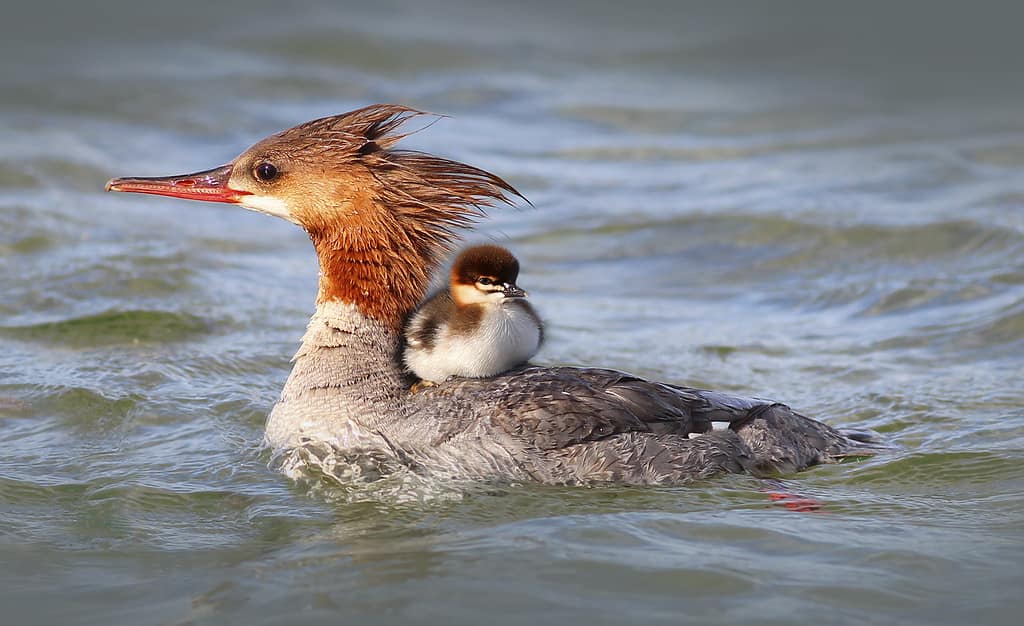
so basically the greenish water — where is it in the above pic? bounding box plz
[2,1,1023,624]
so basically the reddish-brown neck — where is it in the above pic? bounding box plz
[306,209,435,332]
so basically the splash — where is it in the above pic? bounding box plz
[269,441,468,505]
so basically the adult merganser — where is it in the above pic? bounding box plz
[106,104,879,485]
[404,244,543,386]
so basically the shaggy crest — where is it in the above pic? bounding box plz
[272,105,526,327]
[271,104,522,250]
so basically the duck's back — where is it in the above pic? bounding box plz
[406,366,879,485]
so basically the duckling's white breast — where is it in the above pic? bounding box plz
[405,302,541,382]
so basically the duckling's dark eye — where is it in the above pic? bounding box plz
[254,162,278,182]
[477,277,493,286]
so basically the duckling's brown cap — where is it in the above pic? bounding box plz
[451,244,520,285]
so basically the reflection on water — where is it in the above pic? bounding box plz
[1,1,1023,625]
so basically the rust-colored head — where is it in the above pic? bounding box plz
[449,244,527,306]
[106,104,524,329]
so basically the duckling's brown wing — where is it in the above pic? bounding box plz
[403,289,455,350]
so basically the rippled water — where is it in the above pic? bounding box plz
[2,2,1023,624]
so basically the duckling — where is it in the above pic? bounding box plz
[403,244,543,386]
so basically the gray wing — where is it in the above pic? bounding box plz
[418,366,881,484]
[488,367,722,448]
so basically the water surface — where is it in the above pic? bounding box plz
[2,2,1023,624]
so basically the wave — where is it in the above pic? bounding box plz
[0,310,209,347]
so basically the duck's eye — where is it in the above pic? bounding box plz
[254,162,278,182]
[477,277,494,286]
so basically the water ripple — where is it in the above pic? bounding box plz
[0,310,210,347]
[2,3,1024,624]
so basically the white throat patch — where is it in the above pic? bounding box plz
[237,194,301,225]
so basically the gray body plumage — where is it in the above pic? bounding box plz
[265,302,877,485]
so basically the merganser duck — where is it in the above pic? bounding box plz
[106,104,880,485]
[404,244,543,386]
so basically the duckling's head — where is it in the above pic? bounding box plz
[450,244,527,306]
